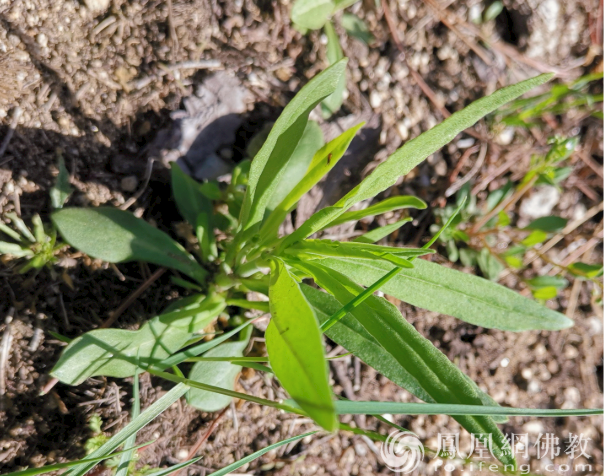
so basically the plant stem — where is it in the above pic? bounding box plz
[147,367,300,414]
[320,266,402,332]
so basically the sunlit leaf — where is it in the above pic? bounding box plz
[291,0,334,30]
[265,120,324,214]
[259,123,362,243]
[320,196,426,230]
[294,260,514,466]
[240,59,347,233]
[568,262,603,278]
[352,217,412,243]
[316,257,573,331]
[282,74,554,248]
[521,229,548,247]
[265,259,337,431]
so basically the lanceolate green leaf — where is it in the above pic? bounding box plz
[294,261,514,467]
[265,120,324,214]
[281,74,554,248]
[285,239,432,261]
[187,327,252,411]
[259,123,362,243]
[320,196,426,230]
[319,257,572,331]
[303,285,506,423]
[321,20,346,118]
[265,259,337,431]
[352,218,412,243]
[291,0,334,30]
[52,208,207,282]
[240,59,348,233]
[51,294,226,385]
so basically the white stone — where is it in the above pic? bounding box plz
[369,90,382,109]
[495,127,515,145]
[588,316,603,335]
[519,186,560,219]
[523,421,545,434]
[84,0,110,13]
[36,33,48,48]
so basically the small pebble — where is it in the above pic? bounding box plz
[588,316,603,335]
[564,386,581,404]
[354,442,367,457]
[433,158,447,177]
[396,121,409,140]
[523,421,545,434]
[36,33,48,48]
[219,148,234,160]
[176,449,189,461]
[120,176,138,192]
[521,368,532,379]
[456,138,476,149]
[564,345,579,359]
[547,360,559,374]
[369,90,382,109]
[275,67,292,82]
[495,127,515,145]
[84,0,110,13]
[500,357,510,368]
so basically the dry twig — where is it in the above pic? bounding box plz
[101,267,167,329]
[0,308,14,403]
[445,143,487,197]
[120,158,155,211]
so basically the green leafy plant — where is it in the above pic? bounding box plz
[26,61,601,476]
[495,72,603,126]
[0,154,71,274]
[434,134,602,299]
[290,0,370,118]
[0,212,64,273]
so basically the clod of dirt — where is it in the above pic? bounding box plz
[146,71,253,180]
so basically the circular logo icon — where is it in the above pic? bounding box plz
[380,430,424,473]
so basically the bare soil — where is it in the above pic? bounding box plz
[0,0,602,475]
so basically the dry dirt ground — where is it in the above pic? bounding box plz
[0,0,602,475]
